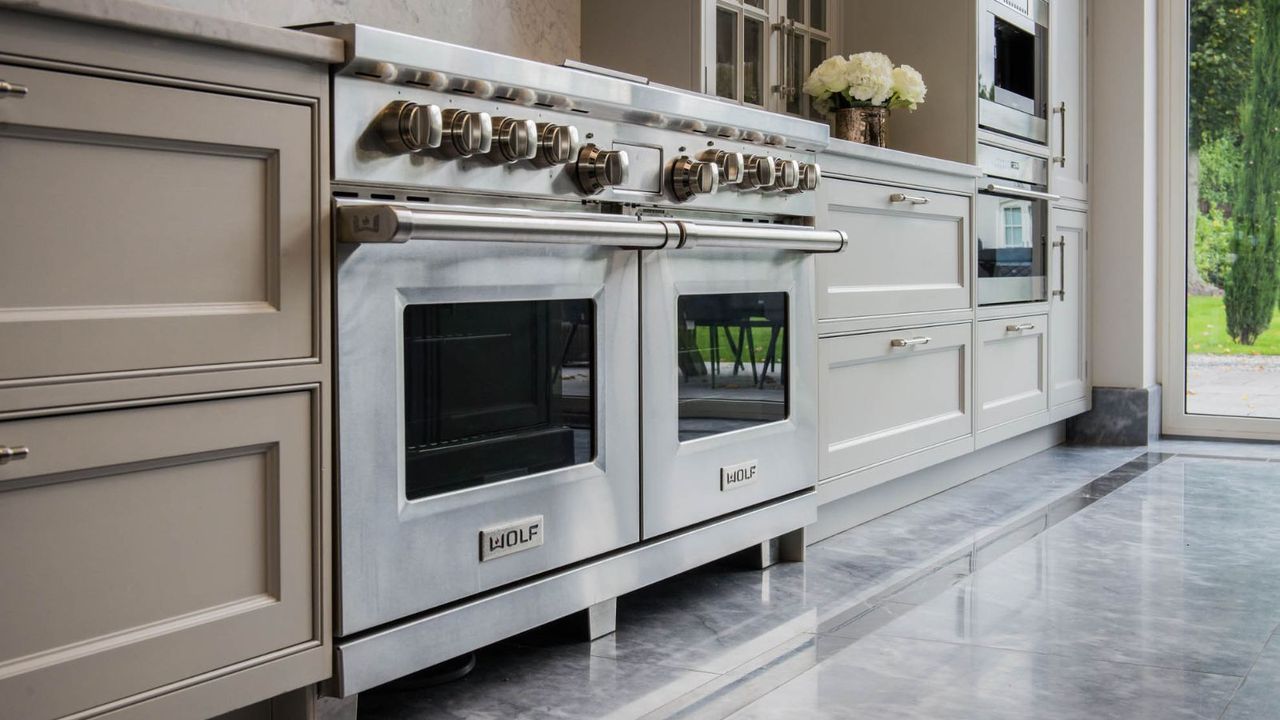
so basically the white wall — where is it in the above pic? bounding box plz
[1089,0,1160,389]
[144,0,581,64]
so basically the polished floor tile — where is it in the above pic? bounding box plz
[1222,628,1280,719]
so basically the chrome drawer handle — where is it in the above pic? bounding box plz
[0,446,30,464]
[1006,323,1036,332]
[0,80,29,99]
[890,337,931,348]
[889,193,930,205]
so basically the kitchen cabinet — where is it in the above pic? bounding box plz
[0,392,321,720]
[582,0,836,119]
[1049,207,1090,410]
[976,315,1049,432]
[816,176,971,322]
[0,7,336,720]
[1049,0,1089,202]
[818,322,973,481]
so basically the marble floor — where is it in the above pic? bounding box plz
[357,439,1280,719]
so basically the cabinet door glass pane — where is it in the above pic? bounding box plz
[786,0,802,21]
[745,0,765,7]
[809,0,827,30]
[677,292,788,441]
[716,8,738,101]
[809,38,826,117]
[786,31,803,114]
[744,16,764,106]
[403,299,595,499]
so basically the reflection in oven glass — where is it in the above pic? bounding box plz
[677,292,788,442]
[403,299,595,499]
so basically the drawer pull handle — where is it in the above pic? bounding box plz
[0,446,30,464]
[890,336,931,348]
[0,80,29,99]
[889,193,930,205]
[1006,323,1036,332]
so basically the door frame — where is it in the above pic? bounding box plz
[1157,0,1280,439]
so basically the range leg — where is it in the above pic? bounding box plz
[730,526,807,569]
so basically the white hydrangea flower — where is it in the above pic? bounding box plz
[803,55,850,97]
[844,51,895,106]
[891,64,927,110]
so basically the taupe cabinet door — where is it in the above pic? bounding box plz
[1050,209,1089,406]
[0,392,317,720]
[976,316,1049,430]
[0,63,315,383]
[817,178,971,321]
[1049,0,1088,202]
[819,322,972,480]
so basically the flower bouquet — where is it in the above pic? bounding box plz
[802,52,927,146]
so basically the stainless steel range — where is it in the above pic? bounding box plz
[306,24,845,696]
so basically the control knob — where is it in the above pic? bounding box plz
[439,108,492,157]
[376,100,442,154]
[739,154,777,190]
[488,116,539,163]
[671,156,719,201]
[700,149,745,185]
[770,159,801,192]
[536,122,580,165]
[793,162,821,192]
[574,143,629,195]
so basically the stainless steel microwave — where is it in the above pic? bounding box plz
[979,0,1049,144]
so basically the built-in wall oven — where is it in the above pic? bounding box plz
[977,144,1060,306]
[979,0,1050,144]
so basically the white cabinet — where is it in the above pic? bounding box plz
[976,315,1049,432]
[582,0,836,119]
[818,322,973,481]
[816,177,971,321]
[1049,0,1088,202]
[1049,207,1090,410]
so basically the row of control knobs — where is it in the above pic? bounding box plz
[376,100,820,198]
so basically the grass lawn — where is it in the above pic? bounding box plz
[691,324,784,363]
[1187,295,1280,355]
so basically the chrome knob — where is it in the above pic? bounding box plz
[793,162,821,193]
[376,100,443,154]
[770,159,801,192]
[0,445,29,464]
[536,122,580,165]
[671,156,719,201]
[488,116,539,163]
[574,144,629,194]
[440,108,492,157]
[739,154,777,190]
[700,149,745,185]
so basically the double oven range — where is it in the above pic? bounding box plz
[309,25,845,695]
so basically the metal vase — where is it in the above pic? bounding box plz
[832,106,889,147]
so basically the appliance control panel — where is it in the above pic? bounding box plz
[333,74,823,216]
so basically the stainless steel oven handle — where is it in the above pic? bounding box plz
[983,184,1062,202]
[337,204,673,247]
[675,221,848,253]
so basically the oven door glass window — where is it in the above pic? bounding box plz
[977,194,1047,305]
[403,299,595,499]
[676,292,788,441]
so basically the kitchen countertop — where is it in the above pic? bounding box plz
[0,0,345,64]
[824,137,981,178]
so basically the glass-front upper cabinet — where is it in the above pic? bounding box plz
[710,0,834,118]
[580,0,836,121]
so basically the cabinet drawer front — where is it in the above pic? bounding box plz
[0,63,316,383]
[819,323,972,480]
[818,179,971,321]
[0,392,317,720]
[977,316,1049,429]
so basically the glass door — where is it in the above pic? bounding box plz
[711,0,834,118]
[1162,0,1280,438]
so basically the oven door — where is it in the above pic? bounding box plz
[977,182,1055,306]
[641,222,844,539]
[333,202,659,636]
[978,0,1049,143]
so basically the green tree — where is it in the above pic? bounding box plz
[1191,0,1259,144]
[1224,0,1280,344]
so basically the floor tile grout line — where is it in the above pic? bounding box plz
[1216,622,1280,720]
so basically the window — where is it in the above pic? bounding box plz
[1003,205,1025,247]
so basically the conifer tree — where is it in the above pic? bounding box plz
[1225,0,1280,344]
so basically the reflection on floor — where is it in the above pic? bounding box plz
[357,439,1280,719]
